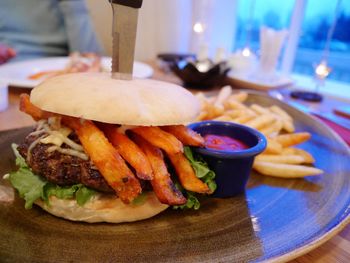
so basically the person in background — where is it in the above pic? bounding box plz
[0,0,104,65]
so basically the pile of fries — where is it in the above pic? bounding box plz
[19,94,211,205]
[196,86,324,178]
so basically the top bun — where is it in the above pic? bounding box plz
[30,72,200,126]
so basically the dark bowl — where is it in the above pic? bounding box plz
[188,121,267,198]
[171,60,230,89]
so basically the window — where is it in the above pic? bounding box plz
[234,0,294,55]
[233,0,350,84]
[294,0,350,83]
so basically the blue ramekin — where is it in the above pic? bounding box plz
[188,121,267,197]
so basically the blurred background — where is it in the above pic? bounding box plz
[86,0,350,84]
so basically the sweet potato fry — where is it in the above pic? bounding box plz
[63,118,141,203]
[131,133,186,205]
[275,132,311,147]
[20,95,142,203]
[19,94,55,120]
[132,126,183,154]
[28,70,63,80]
[161,125,204,147]
[100,124,153,180]
[253,161,323,178]
[167,152,211,194]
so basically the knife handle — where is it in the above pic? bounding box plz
[110,0,142,8]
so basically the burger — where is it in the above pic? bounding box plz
[6,73,216,223]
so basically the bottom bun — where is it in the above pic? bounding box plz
[35,192,169,223]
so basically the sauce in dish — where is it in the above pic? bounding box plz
[204,134,248,151]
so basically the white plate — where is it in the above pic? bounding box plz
[0,57,153,88]
[228,71,293,90]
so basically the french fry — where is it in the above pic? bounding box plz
[213,115,233,121]
[64,118,142,203]
[255,154,305,164]
[131,134,187,205]
[231,112,256,124]
[281,147,315,164]
[195,92,208,106]
[253,161,323,178]
[214,85,232,108]
[132,126,183,155]
[280,118,295,133]
[250,104,271,115]
[275,132,311,147]
[226,109,251,120]
[223,99,250,111]
[244,113,276,130]
[264,138,283,154]
[28,70,64,80]
[20,94,55,120]
[269,105,295,133]
[260,119,283,136]
[229,91,248,102]
[195,91,321,179]
[270,105,292,120]
[100,124,154,180]
[161,125,205,147]
[167,152,211,194]
[204,103,225,119]
[196,110,208,121]
[212,104,225,117]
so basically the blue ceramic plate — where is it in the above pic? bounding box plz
[0,92,349,262]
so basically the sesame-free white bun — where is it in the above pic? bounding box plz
[30,72,200,126]
[35,192,169,223]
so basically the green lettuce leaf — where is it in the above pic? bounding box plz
[131,192,148,206]
[7,144,96,209]
[173,182,200,210]
[75,185,96,206]
[9,167,47,209]
[44,183,79,201]
[11,143,28,168]
[173,147,216,210]
[184,146,217,193]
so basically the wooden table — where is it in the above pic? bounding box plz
[1,65,349,262]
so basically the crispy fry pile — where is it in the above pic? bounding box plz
[196,86,324,178]
[19,94,211,205]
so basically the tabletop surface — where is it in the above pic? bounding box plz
[0,62,349,262]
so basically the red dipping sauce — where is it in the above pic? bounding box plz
[204,134,248,151]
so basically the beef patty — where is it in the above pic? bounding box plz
[18,131,114,193]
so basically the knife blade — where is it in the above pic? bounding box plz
[110,0,143,80]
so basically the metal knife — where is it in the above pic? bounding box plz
[110,0,143,80]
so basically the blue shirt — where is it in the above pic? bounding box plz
[0,0,104,61]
